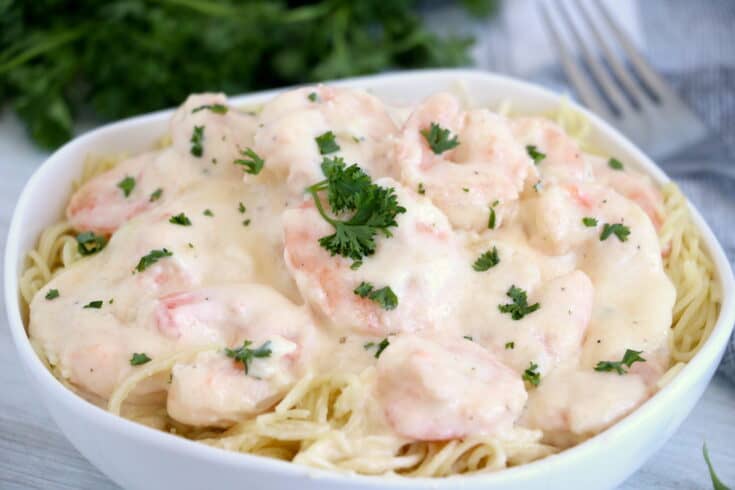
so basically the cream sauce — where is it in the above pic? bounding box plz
[30,87,675,448]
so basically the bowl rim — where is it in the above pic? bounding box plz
[4,68,735,487]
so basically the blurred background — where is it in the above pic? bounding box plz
[1,1,734,489]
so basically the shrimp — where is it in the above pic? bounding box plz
[375,334,527,441]
[162,284,318,426]
[254,86,398,195]
[282,178,466,336]
[394,92,536,230]
[512,116,588,182]
[170,93,258,180]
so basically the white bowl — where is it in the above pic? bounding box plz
[5,69,734,490]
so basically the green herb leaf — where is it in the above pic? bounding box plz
[238,202,246,214]
[608,158,624,170]
[703,443,731,490]
[464,335,474,341]
[117,176,135,197]
[242,219,251,227]
[203,209,214,217]
[45,289,59,300]
[191,103,228,114]
[523,362,541,386]
[225,340,272,375]
[420,122,459,154]
[234,147,265,175]
[83,300,103,309]
[76,232,107,256]
[149,188,163,202]
[130,353,152,366]
[374,338,390,358]
[353,281,398,310]
[307,92,318,102]
[315,131,340,155]
[169,213,191,226]
[418,182,426,195]
[135,248,173,272]
[473,246,500,271]
[594,349,646,375]
[505,341,514,349]
[190,125,204,157]
[600,223,630,242]
[498,285,540,320]
[582,217,598,227]
[488,206,496,230]
[526,145,546,164]
[350,261,362,270]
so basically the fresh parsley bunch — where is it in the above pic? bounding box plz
[0,0,495,149]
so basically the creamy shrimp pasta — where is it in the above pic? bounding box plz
[21,85,720,476]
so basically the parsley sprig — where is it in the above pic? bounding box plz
[473,247,500,271]
[420,122,459,154]
[234,147,265,175]
[225,340,272,375]
[498,285,540,320]
[354,281,398,310]
[594,349,645,375]
[306,157,406,261]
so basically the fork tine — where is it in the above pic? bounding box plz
[592,0,672,101]
[539,2,611,118]
[575,0,649,107]
[557,0,631,116]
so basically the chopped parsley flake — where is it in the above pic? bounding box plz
[473,247,500,271]
[350,261,362,270]
[203,209,214,217]
[353,281,398,310]
[238,202,246,213]
[418,182,426,195]
[76,231,107,256]
[234,147,265,175]
[306,157,405,261]
[149,188,163,202]
[315,131,340,155]
[225,340,272,375]
[420,122,459,154]
[608,158,624,170]
[307,92,318,102]
[45,289,59,300]
[526,145,546,164]
[488,207,496,229]
[505,341,515,349]
[169,213,192,226]
[498,285,540,320]
[582,217,598,227]
[523,362,541,386]
[130,353,151,366]
[135,248,173,272]
[600,223,630,242]
[464,335,474,341]
[190,125,204,157]
[191,103,228,114]
[117,176,135,197]
[462,187,469,192]
[594,349,645,375]
[83,300,103,309]
[242,219,251,227]
[364,338,390,358]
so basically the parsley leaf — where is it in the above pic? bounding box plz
[418,182,426,195]
[307,92,318,102]
[582,217,598,227]
[76,231,107,256]
[594,349,646,375]
[135,248,173,272]
[703,443,731,490]
[608,158,624,170]
[473,246,500,271]
[169,213,191,226]
[117,176,135,197]
[190,125,204,157]
[45,289,59,300]
[464,335,474,341]
[526,145,546,164]
[149,188,163,202]
[364,338,390,358]
[488,206,496,229]
[353,281,398,310]
[191,104,227,114]
[203,209,214,217]
[83,300,103,309]
[130,353,151,366]
[420,122,459,154]
[234,147,265,175]
[315,131,340,155]
[242,219,251,227]
[600,223,630,242]
[523,362,541,386]
[505,341,514,349]
[498,285,540,320]
[306,158,406,261]
[225,340,272,375]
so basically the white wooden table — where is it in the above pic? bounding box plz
[1,111,733,489]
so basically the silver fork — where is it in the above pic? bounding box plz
[539,0,708,159]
